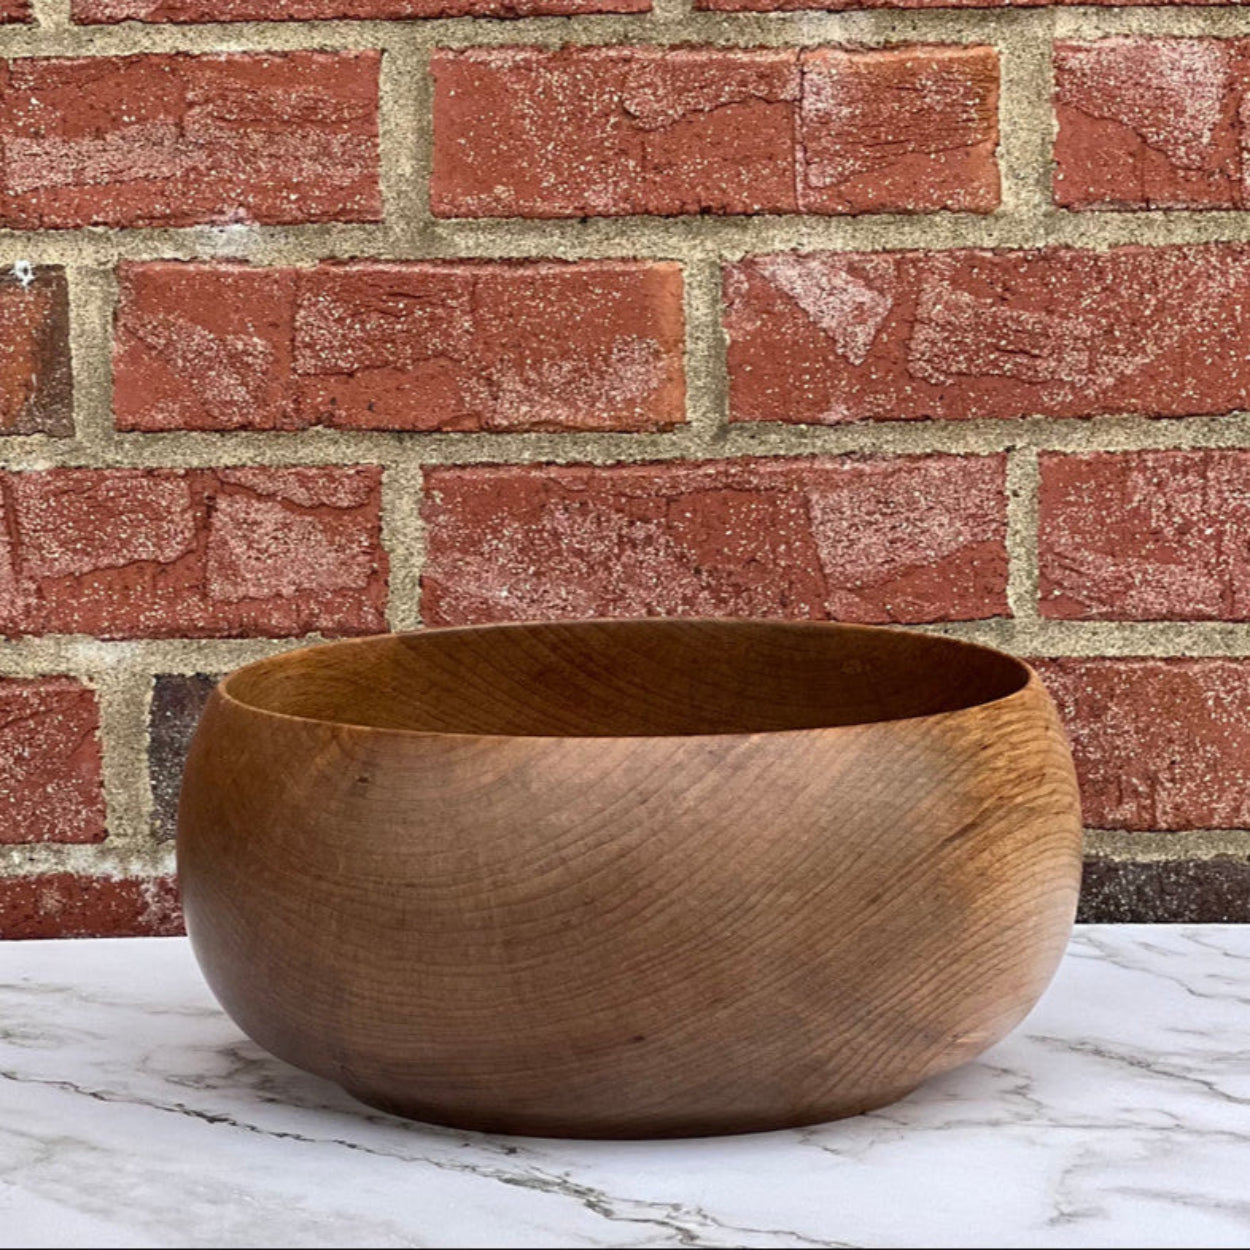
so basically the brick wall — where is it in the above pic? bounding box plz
[2,1,1248,938]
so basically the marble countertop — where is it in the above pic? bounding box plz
[1,926,1248,1249]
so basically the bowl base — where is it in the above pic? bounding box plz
[341,1080,924,1140]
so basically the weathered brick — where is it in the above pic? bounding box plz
[0,266,72,437]
[0,678,105,845]
[150,674,216,843]
[0,52,381,229]
[113,260,686,432]
[0,3,29,22]
[114,263,296,433]
[430,46,999,218]
[1039,451,1250,621]
[1077,857,1250,924]
[1035,658,1250,830]
[422,455,1008,626]
[0,874,183,939]
[798,47,999,214]
[725,244,1250,425]
[1054,39,1249,210]
[74,0,645,17]
[0,467,386,638]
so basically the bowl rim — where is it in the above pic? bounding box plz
[211,618,1041,743]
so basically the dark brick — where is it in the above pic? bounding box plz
[0,266,72,437]
[1078,856,1250,923]
[150,674,216,843]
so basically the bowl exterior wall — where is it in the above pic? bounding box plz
[178,672,1082,1137]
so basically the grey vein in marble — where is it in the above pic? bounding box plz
[0,926,1248,1249]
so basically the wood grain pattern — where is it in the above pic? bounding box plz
[178,619,1083,1139]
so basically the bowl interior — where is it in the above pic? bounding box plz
[222,620,1029,739]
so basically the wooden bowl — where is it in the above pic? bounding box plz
[178,619,1082,1139]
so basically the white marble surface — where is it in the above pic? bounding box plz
[0,926,1248,1249]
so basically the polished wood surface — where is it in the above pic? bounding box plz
[178,619,1083,1138]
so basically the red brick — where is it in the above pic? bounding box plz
[0,874,183,939]
[74,0,645,17]
[0,679,105,845]
[422,455,1007,626]
[725,244,1250,425]
[1039,451,1250,621]
[430,46,999,218]
[0,467,386,638]
[0,266,72,436]
[1036,658,1250,830]
[0,52,380,230]
[113,260,685,433]
[1054,39,1249,210]
[0,2,29,21]
[114,263,296,433]
[798,47,999,214]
